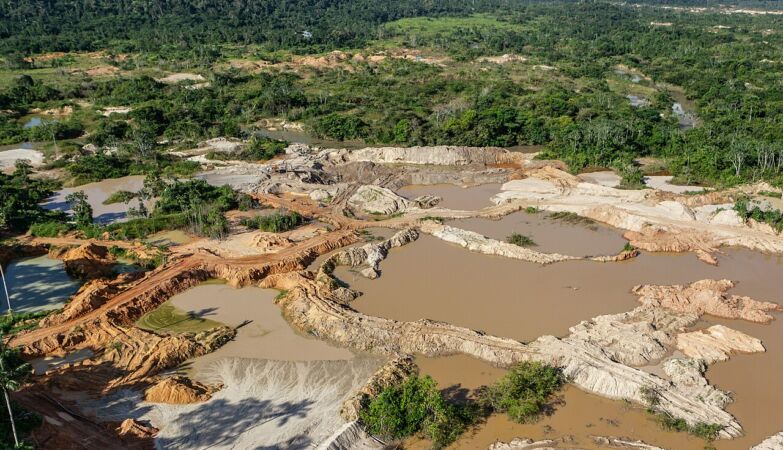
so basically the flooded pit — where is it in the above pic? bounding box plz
[1,255,81,314]
[446,211,628,257]
[397,183,502,210]
[411,355,707,449]
[344,235,783,449]
[163,284,353,379]
[43,175,146,223]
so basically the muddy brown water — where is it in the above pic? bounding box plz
[343,236,783,448]
[410,355,707,449]
[397,183,502,211]
[166,284,354,380]
[446,212,628,258]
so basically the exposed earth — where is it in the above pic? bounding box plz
[4,144,783,449]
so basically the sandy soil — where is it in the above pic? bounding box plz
[0,148,44,169]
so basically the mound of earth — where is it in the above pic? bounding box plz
[145,376,219,404]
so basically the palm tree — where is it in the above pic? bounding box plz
[0,345,31,448]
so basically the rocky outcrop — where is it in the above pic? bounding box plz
[565,305,694,366]
[633,279,782,323]
[486,436,664,450]
[144,376,218,404]
[676,325,765,363]
[340,356,417,421]
[321,228,419,279]
[347,185,414,215]
[592,437,666,450]
[624,228,720,265]
[663,358,731,408]
[420,222,580,264]
[751,432,783,450]
[420,222,637,265]
[487,438,558,449]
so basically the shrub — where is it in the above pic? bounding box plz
[506,233,536,247]
[29,221,71,237]
[360,375,475,449]
[240,211,303,233]
[103,190,137,204]
[478,361,565,423]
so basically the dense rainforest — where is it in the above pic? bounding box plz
[1,0,783,191]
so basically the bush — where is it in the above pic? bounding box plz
[360,375,475,448]
[506,233,536,247]
[103,190,137,204]
[734,198,783,233]
[239,211,303,233]
[478,361,565,423]
[29,221,71,237]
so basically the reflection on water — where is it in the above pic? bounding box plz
[43,175,146,224]
[2,256,81,313]
[23,116,43,129]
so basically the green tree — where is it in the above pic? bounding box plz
[66,191,93,227]
[0,344,32,448]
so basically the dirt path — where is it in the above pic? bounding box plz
[10,228,358,349]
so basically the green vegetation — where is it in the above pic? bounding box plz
[0,311,49,336]
[546,211,595,226]
[103,190,137,205]
[239,211,304,233]
[360,375,477,449]
[419,216,445,224]
[734,198,783,233]
[136,301,222,334]
[524,207,541,214]
[0,161,64,233]
[615,162,647,190]
[640,385,723,441]
[65,191,93,228]
[477,361,565,423]
[360,362,564,448]
[206,136,287,162]
[506,232,536,247]
[758,190,783,199]
[108,246,165,270]
[0,344,37,449]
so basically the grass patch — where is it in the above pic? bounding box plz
[506,232,536,247]
[547,211,595,226]
[136,301,222,333]
[239,210,304,232]
[758,190,782,199]
[524,206,540,214]
[0,310,50,336]
[419,216,445,224]
[103,190,137,204]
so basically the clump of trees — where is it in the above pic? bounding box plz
[476,361,565,423]
[734,197,783,233]
[360,362,565,448]
[239,211,303,233]
[360,375,477,449]
[0,161,63,233]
